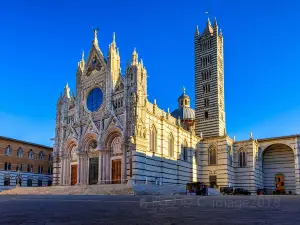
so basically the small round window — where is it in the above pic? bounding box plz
[87,88,103,112]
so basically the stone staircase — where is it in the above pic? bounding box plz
[0,184,134,195]
[0,183,187,196]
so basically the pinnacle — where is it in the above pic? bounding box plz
[213,17,218,27]
[195,25,199,36]
[112,32,116,43]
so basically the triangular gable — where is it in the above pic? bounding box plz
[82,116,100,137]
[104,114,123,131]
[65,125,78,141]
[84,43,107,76]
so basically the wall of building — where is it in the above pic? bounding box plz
[0,137,53,175]
[0,136,53,187]
[0,170,52,187]
[132,100,199,185]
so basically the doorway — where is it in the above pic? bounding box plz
[112,159,121,184]
[89,157,99,185]
[263,144,295,193]
[275,174,285,193]
[71,165,77,185]
[209,175,217,188]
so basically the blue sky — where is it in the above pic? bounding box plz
[0,0,300,146]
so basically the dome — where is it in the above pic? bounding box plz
[178,92,189,101]
[171,107,195,121]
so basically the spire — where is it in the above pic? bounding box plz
[213,17,218,27]
[77,50,85,71]
[182,86,186,94]
[207,16,211,25]
[110,32,116,50]
[92,28,99,46]
[112,32,116,44]
[131,48,138,65]
[195,25,199,36]
[81,50,84,61]
[64,82,70,99]
[202,17,213,35]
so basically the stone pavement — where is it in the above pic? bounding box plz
[0,195,299,224]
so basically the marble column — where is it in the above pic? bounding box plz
[85,156,89,185]
[81,153,86,185]
[67,158,71,185]
[77,155,81,185]
[122,144,127,183]
[65,158,69,185]
[106,153,110,183]
[98,151,102,184]
[60,158,63,185]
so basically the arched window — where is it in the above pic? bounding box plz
[27,165,30,172]
[38,165,41,174]
[183,140,188,161]
[5,146,12,156]
[20,164,23,171]
[168,133,174,157]
[16,164,19,171]
[111,137,122,155]
[48,153,53,161]
[239,149,247,167]
[28,150,34,160]
[4,162,8,170]
[38,151,44,160]
[205,111,209,119]
[4,177,10,186]
[208,147,217,165]
[8,162,11,170]
[48,167,53,175]
[149,125,157,153]
[17,148,23,158]
[227,145,233,166]
[27,179,32,187]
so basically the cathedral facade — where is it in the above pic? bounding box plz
[53,19,300,194]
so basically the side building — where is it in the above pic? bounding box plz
[0,136,53,188]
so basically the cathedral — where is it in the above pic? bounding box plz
[53,18,300,194]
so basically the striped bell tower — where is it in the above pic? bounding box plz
[194,17,226,138]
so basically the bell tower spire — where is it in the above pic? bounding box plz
[194,17,226,137]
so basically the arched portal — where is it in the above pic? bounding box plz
[263,144,295,193]
[102,128,124,184]
[82,133,99,185]
[63,139,78,185]
[110,136,122,184]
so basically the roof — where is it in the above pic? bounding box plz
[233,134,300,144]
[178,92,189,101]
[0,136,52,149]
[171,107,195,120]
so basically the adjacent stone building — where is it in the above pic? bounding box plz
[0,136,53,187]
[53,18,300,194]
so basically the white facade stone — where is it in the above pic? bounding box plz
[53,20,300,194]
